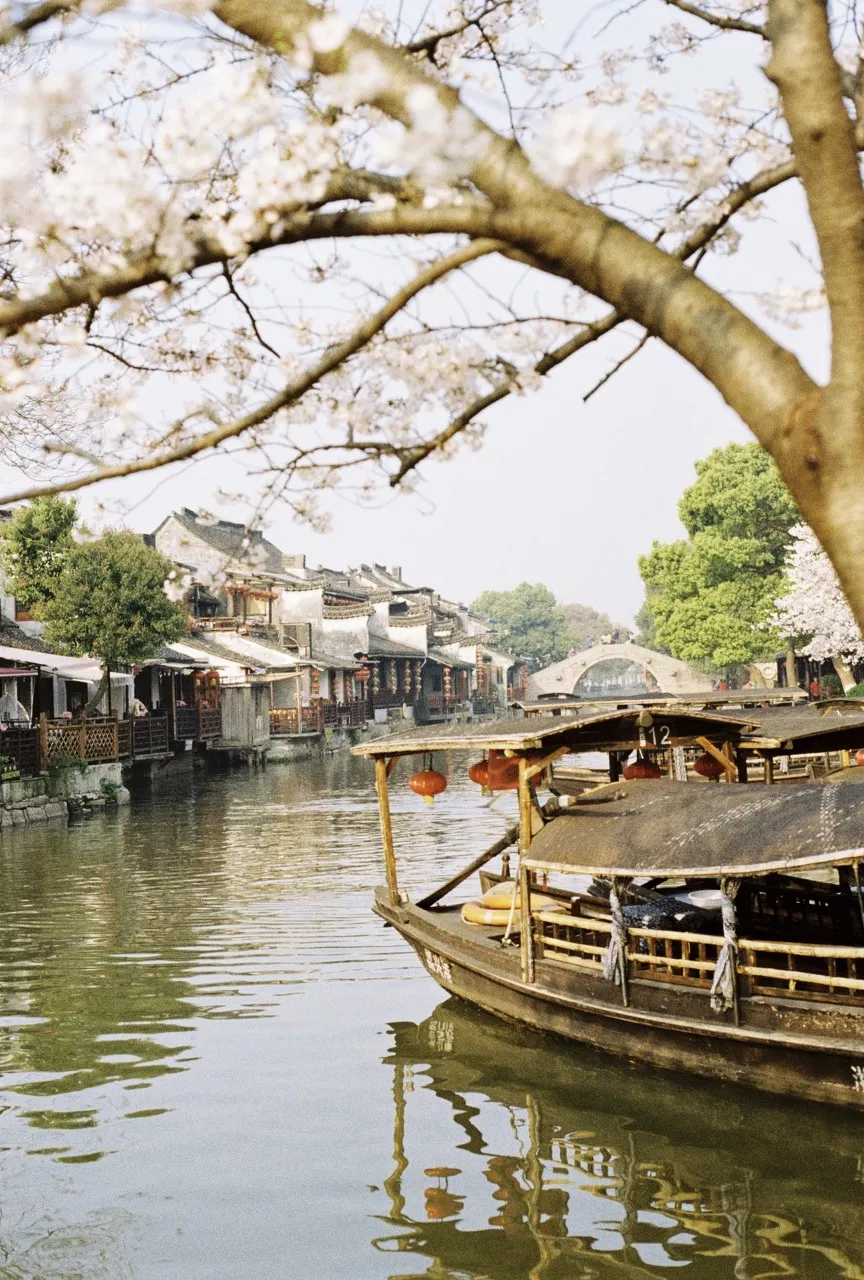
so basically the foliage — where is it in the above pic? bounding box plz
[821,672,844,697]
[42,532,187,665]
[846,682,864,698]
[472,583,567,666]
[0,496,77,611]
[773,524,864,663]
[559,602,616,650]
[638,444,800,669]
[633,592,667,654]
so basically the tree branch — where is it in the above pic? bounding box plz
[0,0,77,45]
[389,309,624,484]
[660,0,765,36]
[213,1,816,470]
[0,195,497,338]
[392,152,813,486]
[766,0,864,398]
[403,2,508,57]
[0,240,503,505]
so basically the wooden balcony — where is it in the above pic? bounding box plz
[40,715,130,766]
[270,706,324,736]
[371,690,410,710]
[0,726,40,777]
[131,714,170,760]
[172,706,222,741]
[270,700,370,735]
[415,694,457,723]
[198,706,222,740]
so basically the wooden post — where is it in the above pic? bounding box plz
[38,713,48,772]
[518,757,536,984]
[764,755,775,785]
[375,756,399,905]
[842,749,852,769]
[78,721,87,761]
[853,861,864,938]
[295,672,303,734]
[519,856,535,984]
[736,749,749,783]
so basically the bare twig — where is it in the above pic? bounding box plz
[583,331,651,402]
[0,240,504,504]
[660,0,765,36]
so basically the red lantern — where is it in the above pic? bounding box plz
[409,768,448,805]
[623,754,663,780]
[694,751,726,780]
[855,749,864,767]
[468,759,488,787]
[486,750,521,791]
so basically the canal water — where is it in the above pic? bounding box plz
[1,755,863,1280]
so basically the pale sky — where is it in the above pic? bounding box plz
[0,1,828,627]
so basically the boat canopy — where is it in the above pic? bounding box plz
[524,780,864,878]
[352,707,754,759]
[732,705,864,753]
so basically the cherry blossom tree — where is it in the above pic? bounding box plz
[3,1,864,626]
[774,523,864,688]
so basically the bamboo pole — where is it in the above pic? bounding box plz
[519,757,536,984]
[854,860,864,938]
[415,823,519,909]
[519,857,535,984]
[375,756,399,905]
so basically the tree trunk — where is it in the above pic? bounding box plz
[81,663,109,717]
[746,664,769,688]
[785,643,798,689]
[832,656,857,692]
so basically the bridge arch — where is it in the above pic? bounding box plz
[527,642,713,699]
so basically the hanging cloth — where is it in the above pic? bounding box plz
[710,877,742,1014]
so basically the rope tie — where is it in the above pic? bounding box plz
[603,879,628,991]
[710,877,741,1014]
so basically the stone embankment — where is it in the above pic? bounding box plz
[0,764,130,832]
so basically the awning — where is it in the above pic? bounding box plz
[525,780,864,879]
[0,667,38,678]
[0,644,104,682]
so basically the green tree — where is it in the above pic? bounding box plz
[0,496,77,611]
[42,532,187,705]
[638,443,800,671]
[472,583,568,666]
[559,602,616,650]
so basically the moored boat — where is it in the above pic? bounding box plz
[355,703,864,1109]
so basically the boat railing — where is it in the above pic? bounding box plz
[739,938,864,999]
[533,910,864,1002]
[534,911,611,975]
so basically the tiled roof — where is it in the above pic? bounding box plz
[164,509,285,575]
[0,622,52,653]
[365,634,426,660]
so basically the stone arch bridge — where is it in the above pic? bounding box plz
[527,642,712,699]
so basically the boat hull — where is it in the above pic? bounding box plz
[374,894,864,1110]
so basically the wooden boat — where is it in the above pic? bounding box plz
[354,703,864,1110]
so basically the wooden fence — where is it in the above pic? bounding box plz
[0,726,40,777]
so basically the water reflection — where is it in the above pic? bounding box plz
[4,755,864,1279]
[0,755,511,1151]
[379,998,864,1280]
